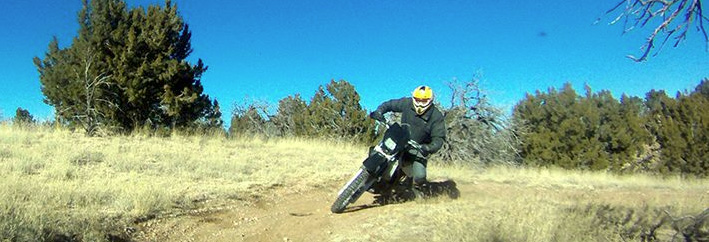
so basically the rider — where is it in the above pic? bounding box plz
[369,85,446,197]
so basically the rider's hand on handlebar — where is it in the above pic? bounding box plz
[369,111,386,123]
[407,140,425,157]
[408,140,422,150]
[408,140,431,158]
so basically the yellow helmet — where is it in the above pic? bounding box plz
[411,85,433,115]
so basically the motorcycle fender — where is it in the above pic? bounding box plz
[362,154,386,174]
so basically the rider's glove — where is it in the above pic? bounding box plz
[407,140,426,158]
[408,147,425,159]
[420,144,432,156]
[369,111,385,123]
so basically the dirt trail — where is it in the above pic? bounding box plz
[132,181,467,242]
[129,178,705,242]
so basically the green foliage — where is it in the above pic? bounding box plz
[514,80,709,177]
[305,80,375,143]
[195,99,225,134]
[644,81,709,177]
[33,0,219,135]
[229,99,271,138]
[230,80,375,144]
[514,83,652,171]
[13,108,35,126]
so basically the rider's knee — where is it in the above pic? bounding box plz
[413,161,427,184]
[413,171,427,185]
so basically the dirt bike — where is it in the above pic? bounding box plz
[330,122,422,213]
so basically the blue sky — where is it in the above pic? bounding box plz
[1,0,707,126]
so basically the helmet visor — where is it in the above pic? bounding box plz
[413,97,432,108]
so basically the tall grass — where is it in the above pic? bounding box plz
[332,165,708,241]
[0,124,363,241]
[0,124,706,241]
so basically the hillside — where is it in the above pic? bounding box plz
[0,124,706,241]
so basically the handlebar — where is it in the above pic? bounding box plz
[375,119,421,150]
[407,139,422,150]
[375,119,393,130]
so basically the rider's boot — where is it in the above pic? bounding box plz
[411,180,426,200]
[411,186,424,200]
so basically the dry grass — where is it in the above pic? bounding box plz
[0,124,706,241]
[0,124,362,241]
[333,165,707,241]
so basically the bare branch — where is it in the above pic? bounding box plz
[605,0,709,61]
[438,76,520,165]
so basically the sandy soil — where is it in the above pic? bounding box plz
[129,177,706,242]
[131,180,463,242]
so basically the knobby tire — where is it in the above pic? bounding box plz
[331,169,370,213]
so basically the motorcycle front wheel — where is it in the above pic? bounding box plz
[331,168,370,213]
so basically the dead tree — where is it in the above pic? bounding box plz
[230,98,277,138]
[436,77,520,165]
[602,0,709,61]
[65,47,115,136]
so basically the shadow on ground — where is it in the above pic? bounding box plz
[343,179,461,214]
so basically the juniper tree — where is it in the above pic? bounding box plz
[644,90,685,174]
[514,83,653,171]
[33,0,218,134]
[648,83,709,177]
[305,80,374,143]
[616,94,654,171]
[13,108,35,125]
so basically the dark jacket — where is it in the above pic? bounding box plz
[372,97,446,155]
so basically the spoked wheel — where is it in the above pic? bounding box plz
[331,168,370,213]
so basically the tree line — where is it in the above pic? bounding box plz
[513,80,709,177]
[18,0,707,177]
[227,78,516,166]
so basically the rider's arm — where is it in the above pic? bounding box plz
[423,111,447,155]
[370,98,408,121]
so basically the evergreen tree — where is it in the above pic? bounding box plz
[33,0,218,135]
[514,83,585,169]
[513,83,653,171]
[324,80,374,142]
[193,99,224,134]
[307,85,336,138]
[615,94,654,171]
[305,80,374,143]
[644,90,685,174]
[13,108,35,125]
[695,79,709,98]
[673,87,709,176]
[514,91,556,167]
[227,80,373,142]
